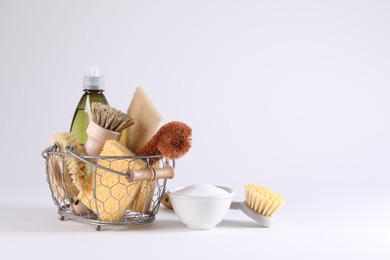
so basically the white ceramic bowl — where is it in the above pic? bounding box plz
[167,186,235,230]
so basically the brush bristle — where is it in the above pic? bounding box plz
[91,102,134,132]
[157,121,192,159]
[136,121,192,165]
[245,183,285,217]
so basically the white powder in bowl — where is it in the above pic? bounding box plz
[174,183,229,197]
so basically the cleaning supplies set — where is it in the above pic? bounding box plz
[42,67,285,231]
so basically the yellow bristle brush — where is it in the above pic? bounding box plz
[230,183,285,227]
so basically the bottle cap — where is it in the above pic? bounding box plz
[83,66,105,90]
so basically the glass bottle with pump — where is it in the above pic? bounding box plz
[70,66,109,144]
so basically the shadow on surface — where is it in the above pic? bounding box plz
[219,219,266,228]
[0,205,187,233]
[1,205,265,233]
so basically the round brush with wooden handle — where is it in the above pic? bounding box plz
[84,102,134,156]
[136,121,192,166]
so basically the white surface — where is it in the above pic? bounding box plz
[0,200,389,259]
[0,0,389,258]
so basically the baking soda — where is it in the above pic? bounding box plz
[175,183,228,197]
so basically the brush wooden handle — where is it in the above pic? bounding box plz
[85,120,122,156]
[126,166,175,182]
[71,199,89,215]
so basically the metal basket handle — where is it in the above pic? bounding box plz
[41,144,59,159]
[64,144,175,182]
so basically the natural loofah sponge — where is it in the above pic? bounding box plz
[125,86,162,152]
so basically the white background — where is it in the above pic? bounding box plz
[0,0,389,259]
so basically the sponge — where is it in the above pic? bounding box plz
[130,180,157,213]
[79,140,145,221]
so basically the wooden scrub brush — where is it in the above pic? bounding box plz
[136,121,192,166]
[230,183,285,227]
[85,102,134,156]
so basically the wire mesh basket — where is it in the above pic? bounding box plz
[41,143,175,231]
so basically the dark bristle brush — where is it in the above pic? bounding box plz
[85,102,134,156]
[136,121,192,165]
